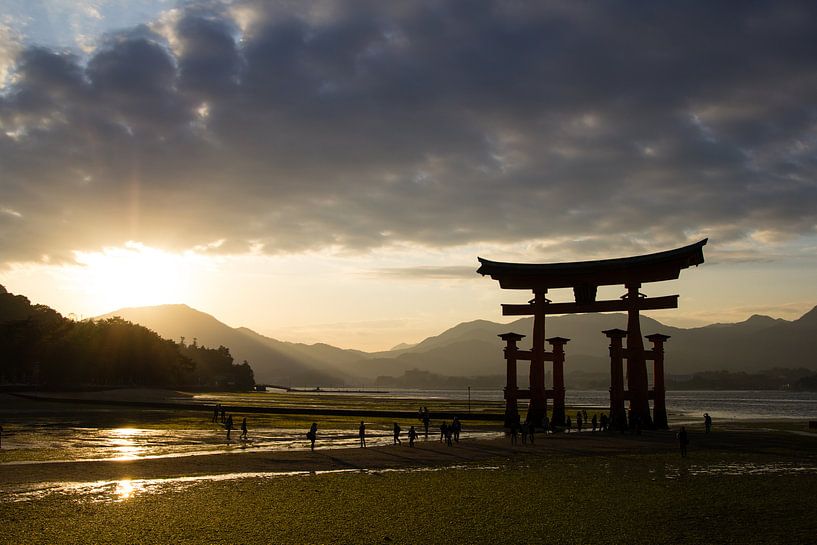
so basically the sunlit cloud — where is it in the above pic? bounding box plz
[0,1,815,267]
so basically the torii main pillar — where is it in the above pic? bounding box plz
[625,283,652,428]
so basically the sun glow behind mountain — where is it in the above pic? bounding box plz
[70,243,199,313]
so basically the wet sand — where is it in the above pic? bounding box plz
[3,424,815,488]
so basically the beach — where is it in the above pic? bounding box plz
[2,391,816,544]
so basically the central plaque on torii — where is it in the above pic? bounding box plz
[477,239,707,430]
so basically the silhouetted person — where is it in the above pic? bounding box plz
[220,406,226,423]
[359,421,366,448]
[678,426,689,457]
[591,414,598,432]
[422,411,430,439]
[600,413,608,432]
[510,422,518,445]
[409,426,417,447]
[444,424,453,446]
[212,404,219,423]
[583,409,588,422]
[576,411,583,432]
[521,421,528,445]
[440,422,447,443]
[225,415,233,442]
[452,417,461,443]
[393,422,402,445]
[307,422,318,451]
[566,415,572,433]
[241,417,248,440]
[704,413,712,434]
[542,415,549,435]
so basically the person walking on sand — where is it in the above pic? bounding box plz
[409,426,417,448]
[576,411,583,432]
[440,422,447,443]
[393,422,402,445]
[359,421,366,448]
[678,426,689,457]
[240,417,248,440]
[542,415,549,435]
[422,410,430,439]
[592,413,598,432]
[307,422,318,451]
[212,404,219,423]
[452,417,462,443]
[704,413,712,434]
[225,414,233,442]
[220,406,226,423]
[566,415,572,433]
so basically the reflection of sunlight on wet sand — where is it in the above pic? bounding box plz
[115,479,135,500]
[110,428,144,459]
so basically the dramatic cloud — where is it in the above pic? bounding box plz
[1,0,816,265]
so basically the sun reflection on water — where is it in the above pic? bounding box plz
[115,479,135,500]
[109,428,144,459]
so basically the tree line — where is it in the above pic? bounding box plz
[0,285,254,389]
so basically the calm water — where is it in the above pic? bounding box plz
[294,388,817,421]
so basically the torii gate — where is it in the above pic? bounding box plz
[477,239,706,430]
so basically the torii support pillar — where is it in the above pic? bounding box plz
[548,337,569,428]
[499,332,525,428]
[647,333,670,429]
[604,329,627,431]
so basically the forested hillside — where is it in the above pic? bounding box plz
[0,285,254,389]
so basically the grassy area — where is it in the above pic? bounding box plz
[3,449,815,544]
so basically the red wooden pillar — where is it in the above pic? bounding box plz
[603,328,627,431]
[646,333,670,429]
[526,290,548,426]
[499,332,525,427]
[625,284,652,428]
[547,336,569,428]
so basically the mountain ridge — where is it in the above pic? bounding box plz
[97,303,817,384]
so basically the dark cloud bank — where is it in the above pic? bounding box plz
[1,0,816,264]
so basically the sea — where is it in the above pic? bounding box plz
[292,388,817,421]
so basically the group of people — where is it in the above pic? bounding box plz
[210,402,713,458]
[676,413,714,457]
[212,404,248,442]
[508,409,610,442]
[438,417,462,446]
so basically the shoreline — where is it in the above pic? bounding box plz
[3,423,815,488]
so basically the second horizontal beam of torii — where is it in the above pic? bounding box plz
[501,295,679,316]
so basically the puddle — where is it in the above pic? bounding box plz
[662,461,817,479]
[1,464,502,504]
[0,425,503,465]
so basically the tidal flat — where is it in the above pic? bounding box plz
[3,448,816,544]
[1,391,816,544]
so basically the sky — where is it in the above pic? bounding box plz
[1,0,816,351]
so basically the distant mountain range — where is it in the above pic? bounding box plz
[98,303,817,386]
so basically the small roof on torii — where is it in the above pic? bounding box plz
[477,239,707,290]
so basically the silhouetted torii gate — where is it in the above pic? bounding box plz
[477,239,707,430]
